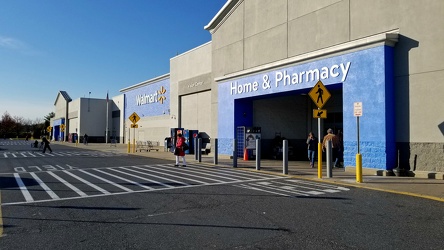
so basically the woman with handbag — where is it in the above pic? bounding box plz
[174,133,187,167]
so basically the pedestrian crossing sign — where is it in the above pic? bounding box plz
[129,112,140,124]
[308,80,331,109]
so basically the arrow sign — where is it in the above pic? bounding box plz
[313,109,327,119]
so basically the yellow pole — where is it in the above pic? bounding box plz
[317,143,322,179]
[356,153,363,183]
[127,127,131,153]
[132,128,136,153]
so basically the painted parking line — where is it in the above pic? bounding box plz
[13,173,33,202]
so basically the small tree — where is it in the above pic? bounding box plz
[44,112,55,128]
[0,111,16,138]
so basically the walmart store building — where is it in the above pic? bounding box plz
[54,0,444,173]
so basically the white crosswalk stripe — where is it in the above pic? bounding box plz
[0,151,126,158]
[1,164,349,205]
[234,179,350,197]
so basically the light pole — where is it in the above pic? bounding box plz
[88,92,91,112]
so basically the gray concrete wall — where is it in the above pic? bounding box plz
[181,91,212,136]
[78,98,107,139]
[111,94,124,143]
[170,42,213,139]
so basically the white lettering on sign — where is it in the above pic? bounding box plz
[136,92,158,106]
[230,62,351,95]
[230,81,259,95]
[187,81,204,88]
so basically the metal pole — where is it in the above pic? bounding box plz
[233,139,237,168]
[256,139,261,170]
[106,96,109,144]
[317,113,322,179]
[327,140,333,178]
[198,138,202,163]
[356,116,363,183]
[127,128,130,153]
[357,116,360,154]
[283,139,288,175]
[194,137,198,160]
[214,138,218,165]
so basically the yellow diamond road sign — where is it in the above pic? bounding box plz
[60,124,66,131]
[313,109,327,119]
[308,80,331,109]
[129,112,140,124]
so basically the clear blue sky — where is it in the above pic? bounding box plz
[0,0,226,122]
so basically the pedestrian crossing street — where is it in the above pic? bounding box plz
[1,164,350,205]
[0,150,124,158]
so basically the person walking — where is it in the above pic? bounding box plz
[83,134,88,145]
[322,128,340,168]
[174,133,187,167]
[41,137,53,153]
[306,132,317,168]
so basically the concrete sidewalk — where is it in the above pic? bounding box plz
[57,142,444,202]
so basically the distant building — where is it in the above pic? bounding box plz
[52,91,124,143]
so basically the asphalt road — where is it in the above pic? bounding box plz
[0,140,443,249]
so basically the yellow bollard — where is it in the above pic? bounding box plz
[133,138,136,153]
[317,143,322,179]
[127,140,130,153]
[356,153,363,183]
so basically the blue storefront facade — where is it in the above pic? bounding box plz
[52,118,65,142]
[123,77,170,121]
[120,74,172,146]
[217,45,396,171]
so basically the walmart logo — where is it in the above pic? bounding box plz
[157,86,166,104]
[135,86,167,106]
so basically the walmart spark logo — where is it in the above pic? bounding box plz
[157,86,166,104]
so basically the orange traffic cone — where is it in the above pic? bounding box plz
[243,148,248,161]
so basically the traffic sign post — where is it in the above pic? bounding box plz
[128,112,140,153]
[308,80,332,179]
[354,102,363,183]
